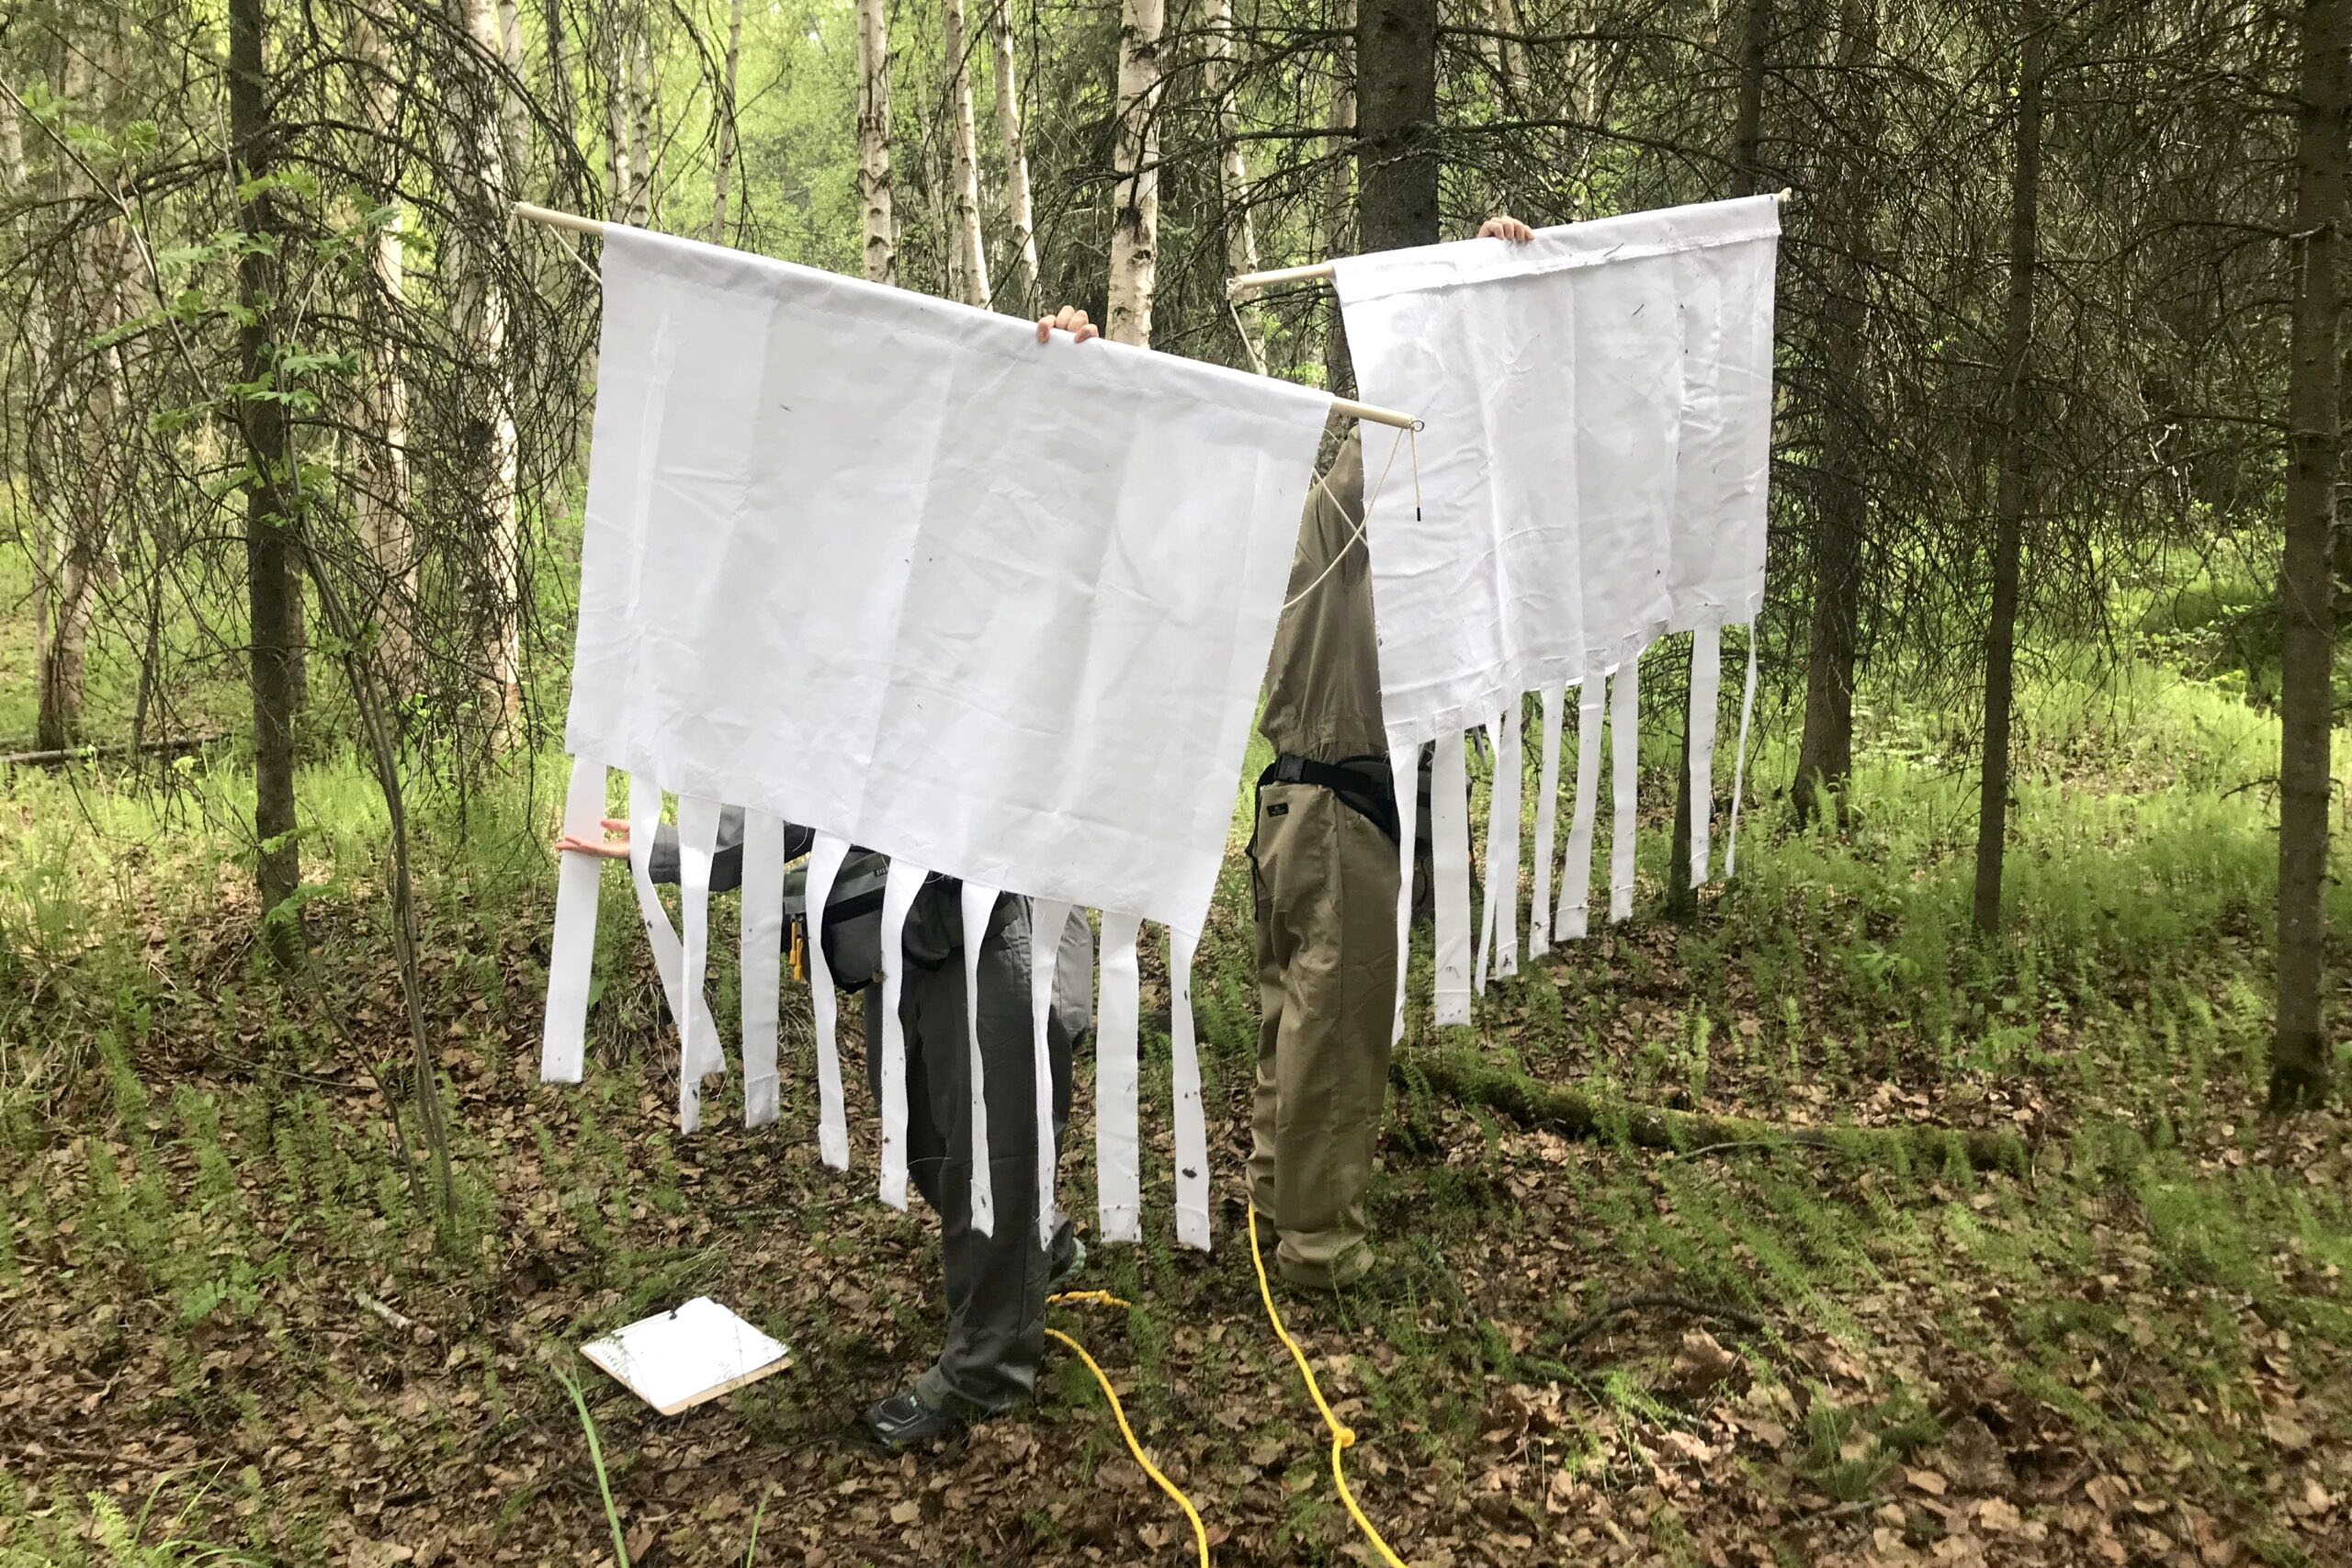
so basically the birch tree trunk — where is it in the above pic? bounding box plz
[1972,0,2041,935]
[352,11,415,680]
[2271,0,2346,1110]
[447,0,524,739]
[710,0,745,242]
[1106,0,1167,346]
[942,0,991,308]
[989,0,1039,316]
[605,11,633,218]
[630,28,657,226]
[854,0,899,286]
[228,0,303,955]
[1204,0,1263,363]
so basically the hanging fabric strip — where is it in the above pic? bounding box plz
[674,795,724,1133]
[1430,731,1474,1025]
[1688,626,1723,887]
[1492,701,1523,978]
[626,774,721,1120]
[1529,687,1565,962]
[1095,912,1144,1244]
[1725,625,1759,878]
[1025,898,1076,1247]
[1168,927,1210,1251]
[1609,653,1642,923]
[875,859,925,1212]
[738,809,786,1128]
[957,882,1001,1238]
[1555,681,1605,941]
[540,754,607,1084]
[1386,743,1420,1043]
[1473,738,1496,992]
[802,832,853,1170]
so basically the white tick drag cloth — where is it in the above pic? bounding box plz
[540,225,1333,1250]
[1332,196,1779,1027]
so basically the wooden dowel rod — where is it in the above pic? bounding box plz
[514,200,604,237]
[1228,189,1797,296]
[512,202,1420,426]
[1332,397,1416,430]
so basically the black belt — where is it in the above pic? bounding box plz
[1257,752,1400,845]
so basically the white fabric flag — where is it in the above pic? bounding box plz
[1335,197,1779,996]
[567,225,1329,942]
[1095,913,1144,1244]
[957,881,1001,1236]
[738,809,786,1128]
[1528,686,1564,960]
[1556,678,1606,942]
[548,224,1332,1248]
[1609,654,1642,924]
[1168,927,1210,1251]
[875,859,925,1212]
[541,753,608,1085]
[1687,626,1723,885]
[802,831,853,1170]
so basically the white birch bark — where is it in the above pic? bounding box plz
[989,0,1039,316]
[942,0,991,307]
[1203,0,1262,361]
[710,0,746,242]
[854,0,899,285]
[1106,0,1167,346]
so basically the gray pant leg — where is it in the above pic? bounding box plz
[865,897,1086,1416]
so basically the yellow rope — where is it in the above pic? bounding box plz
[1045,1294,1211,1568]
[1247,1210,1410,1568]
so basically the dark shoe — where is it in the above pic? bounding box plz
[1047,1234,1088,1293]
[855,1389,962,1452]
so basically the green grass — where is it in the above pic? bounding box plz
[0,623,2347,1562]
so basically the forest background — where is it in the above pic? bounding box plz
[1,1,2350,1564]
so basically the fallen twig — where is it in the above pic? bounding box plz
[354,1290,427,1338]
[0,733,223,768]
[1558,1291,1768,1350]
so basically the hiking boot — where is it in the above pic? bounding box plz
[854,1388,963,1452]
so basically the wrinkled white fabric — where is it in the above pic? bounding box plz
[1687,626,1722,886]
[802,832,852,1170]
[1609,654,1642,923]
[1025,898,1075,1247]
[1334,196,1779,746]
[675,795,725,1130]
[1528,686,1564,960]
[1726,630,1759,877]
[738,809,786,1128]
[568,225,1329,942]
[876,858,925,1212]
[1555,678,1606,942]
[957,881,1001,1237]
[1430,735,1473,1026]
[1386,744,1420,1043]
[540,754,608,1085]
[1168,927,1209,1251]
[626,775,721,1115]
[1095,913,1143,1244]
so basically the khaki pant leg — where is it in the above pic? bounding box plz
[1250,781,1401,1287]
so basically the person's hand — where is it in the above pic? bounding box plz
[555,817,632,860]
[1035,304,1100,344]
[1477,215,1535,243]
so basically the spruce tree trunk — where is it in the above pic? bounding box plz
[2271,0,2346,1111]
[1322,0,1358,399]
[988,0,1039,316]
[1106,0,1167,345]
[1668,0,1771,917]
[854,0,898,286]
[1356,0,1438,254]
[1972,1,2042,936]
[228,0,302,958]
[1791,0,1880,822]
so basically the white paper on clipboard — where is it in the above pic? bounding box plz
[580,1296,792,1416]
